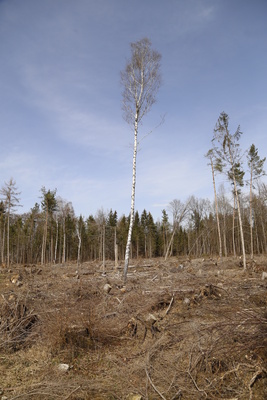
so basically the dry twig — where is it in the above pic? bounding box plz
[145,367,167,400]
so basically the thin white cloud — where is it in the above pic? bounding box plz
[135,152,212,207]
[19,62,127,153]
[197,5,214,21]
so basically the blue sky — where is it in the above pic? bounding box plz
[1,0,266,221]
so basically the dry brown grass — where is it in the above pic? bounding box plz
[0,256,266,399]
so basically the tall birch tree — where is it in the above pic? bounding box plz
[121,38,161,282]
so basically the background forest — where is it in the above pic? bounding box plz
[1,174,267,268]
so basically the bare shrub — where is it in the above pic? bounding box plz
[0,293,39,352]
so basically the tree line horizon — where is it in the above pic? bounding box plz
[0,163,266,269]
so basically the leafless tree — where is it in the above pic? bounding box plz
[165,198,190,260]
[121,37,161,282]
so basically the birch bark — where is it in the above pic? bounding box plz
[124,114,138,281]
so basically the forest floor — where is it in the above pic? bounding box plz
[0,256,266,400]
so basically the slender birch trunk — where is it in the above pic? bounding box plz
[124,114,138,282]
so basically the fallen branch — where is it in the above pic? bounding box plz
[63,386,81,400]
[188,348,207,397]
[145,368,167,400]
[165,294,174,316]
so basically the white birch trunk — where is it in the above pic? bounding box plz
[124,114,138,282]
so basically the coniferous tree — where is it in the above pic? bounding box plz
[117,215,129,261]
[40,187,57,265]
[0,178,21,267]
[161,209,169,256]
[86,215,98,260]
[132,211,141,258]
[106,209,118,261]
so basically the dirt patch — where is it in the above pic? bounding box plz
[0,256,266,399]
